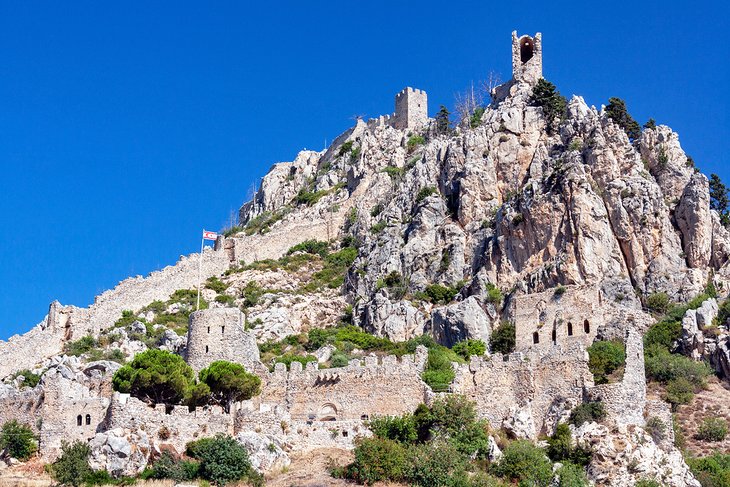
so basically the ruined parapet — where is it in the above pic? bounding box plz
[260,346,429,422]
[185,308,261,373]
[645,399,675,451]
[512,31,542,84]
[451,343,592,437]
[587,327,646,427]
[511,285,601,352]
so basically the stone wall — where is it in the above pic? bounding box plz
[451,345,593,436]
[258,347,429,423]
[105,393,234,455]
[185,308,262,373]
[366,88,428,132]
[0,388,43,432]
[587,328,646,427]
[511,285,600,352]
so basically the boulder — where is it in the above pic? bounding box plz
[502,405,536,440]
[129,321,147,335]
[431,296,492,347]
[235,431,290,473]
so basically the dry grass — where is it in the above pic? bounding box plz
[673,376,730,457]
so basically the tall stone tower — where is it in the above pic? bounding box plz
[185,308,261,373]
[511,31,542,84]
[393,87,428,130]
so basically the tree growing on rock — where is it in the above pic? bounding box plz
[709,173,730,227]
[112,349,197,405]
[530,78,567,134]
[605,97,641,141]
[0,420,37,460]
[435,105,452,135]
[199,361,262,413]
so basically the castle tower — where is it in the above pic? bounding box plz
[511,31,542,84]
[393,87,428,130]
[185,308,260,373]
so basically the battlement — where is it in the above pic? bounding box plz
[395,87,426,99]
[365,87,428,132]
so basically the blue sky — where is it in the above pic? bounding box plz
[0,1,727,340]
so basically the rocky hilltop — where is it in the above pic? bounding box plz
[1,31,729,486]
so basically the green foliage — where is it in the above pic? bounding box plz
[287,239,330,257]
[215,294,236,306]
[240,281,265,308]
[546,423,592,466]
[244,209,287,235]
[421,346,463,391]
[0,420,37,460]
[554,285,567,297]
[416,186,438,203]
[204,277,228,294]
[710,174,730,227]
[687,452,730,487]
[493,439,553,487]
[49,441,93,487]
[452,339,486,360]
[664,377,695,406]
[343,437,409,484]
[338,141,354,157]
[427,395,490,457]
[605,97,641,140]
[422,283,459,304]
[490,322,516,355]
[199,361,261,412]
[113,309,139,329]
[470,106,486,128]
[330,352,349,368]
[407,441,469,487]
[186,434,254,486]
[569,402,606,427]
[112,349,197,405]
[644,345,711,388]
[696,417,728,442]
[11,369,41,388]
[145,451,200,482]
[369,414,418,444]
[375,271,407,299]
[63,335,98,357]
[295,188,329,206]
[407,135,425,151]
[587,340,626,384]
[530,79,567,134]
[643,118,657,130]
[301,246,358,292]
[485,283,502,305]
[645,416,667,444]
[644,318,683,351]
[222,225,243,237]
[556,462,589,487]
[435,105,451,134]
[646,292,671,314]
[635,480,662,487]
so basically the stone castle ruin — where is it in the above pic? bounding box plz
[0,29,713,484]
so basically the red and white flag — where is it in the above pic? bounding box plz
[202,230,218,240]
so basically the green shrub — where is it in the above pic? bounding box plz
[569,402,606,427]
[428,395,490,458]
[646,292,671,314]
[547,423,592,466]
[49,441,93,487]
[687,452,730,487]
[530,79,567,134]
[664,377,695,406]
[240,281,265,308]
[295,188,328,206]
[696,417,728,442]
[644,346,711,387]
[215,294,236,306]
[587,340,626,384]
[452,339,486,360]
[287,239,329,257]
[370,220,387,234]
[605,97,641,140]
[344,437,409,484]
[186,434,253,486]
[490,322,516,355]
[407,135,425,151]
[644,319,683,350]
[493,439,553,487]
[485,283,502,305]
[63,335,97,357]
[423,283,459,304]
[407,441,469,487]
[369,414,418,444]
[146,451,200,481]
[645,416,667,444]
[556,462,589,487]
[470,106,485,129]
[0,421,37,460]
[11,369,41,388]
[635,480,662,487]
[244,209,287,235]
[554,285,566,297]
[204,277,228,293]
[421,347,462,391]
[330,353,349,368]
[416,186,438,203]
[370,202,385,217]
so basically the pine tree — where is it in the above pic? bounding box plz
[605,97,641,140]
[435,105,451,134]
[710,174,730,227]
[530,79,567,134]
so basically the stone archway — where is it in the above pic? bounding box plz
[318,403,338,421]
[520,37,534,63]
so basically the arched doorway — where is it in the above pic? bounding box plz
[520,37,534,63]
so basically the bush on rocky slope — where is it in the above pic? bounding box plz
[0,420,37,460]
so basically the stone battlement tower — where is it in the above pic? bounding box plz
[185,308,261,373]
[393,87,428,130]
[512,31,542,84]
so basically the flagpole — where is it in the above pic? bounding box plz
[197,229,204,311]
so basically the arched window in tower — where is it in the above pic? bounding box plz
[76,415,82,426]
[85,414,91,426]
[551,329,557,344]
[584,320,590,334]
[533,331,539,344]
[567,322,573,336]
[205,345,209,353]
[520,37,534,63]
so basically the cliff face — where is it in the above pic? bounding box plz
[237,79,730,344]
